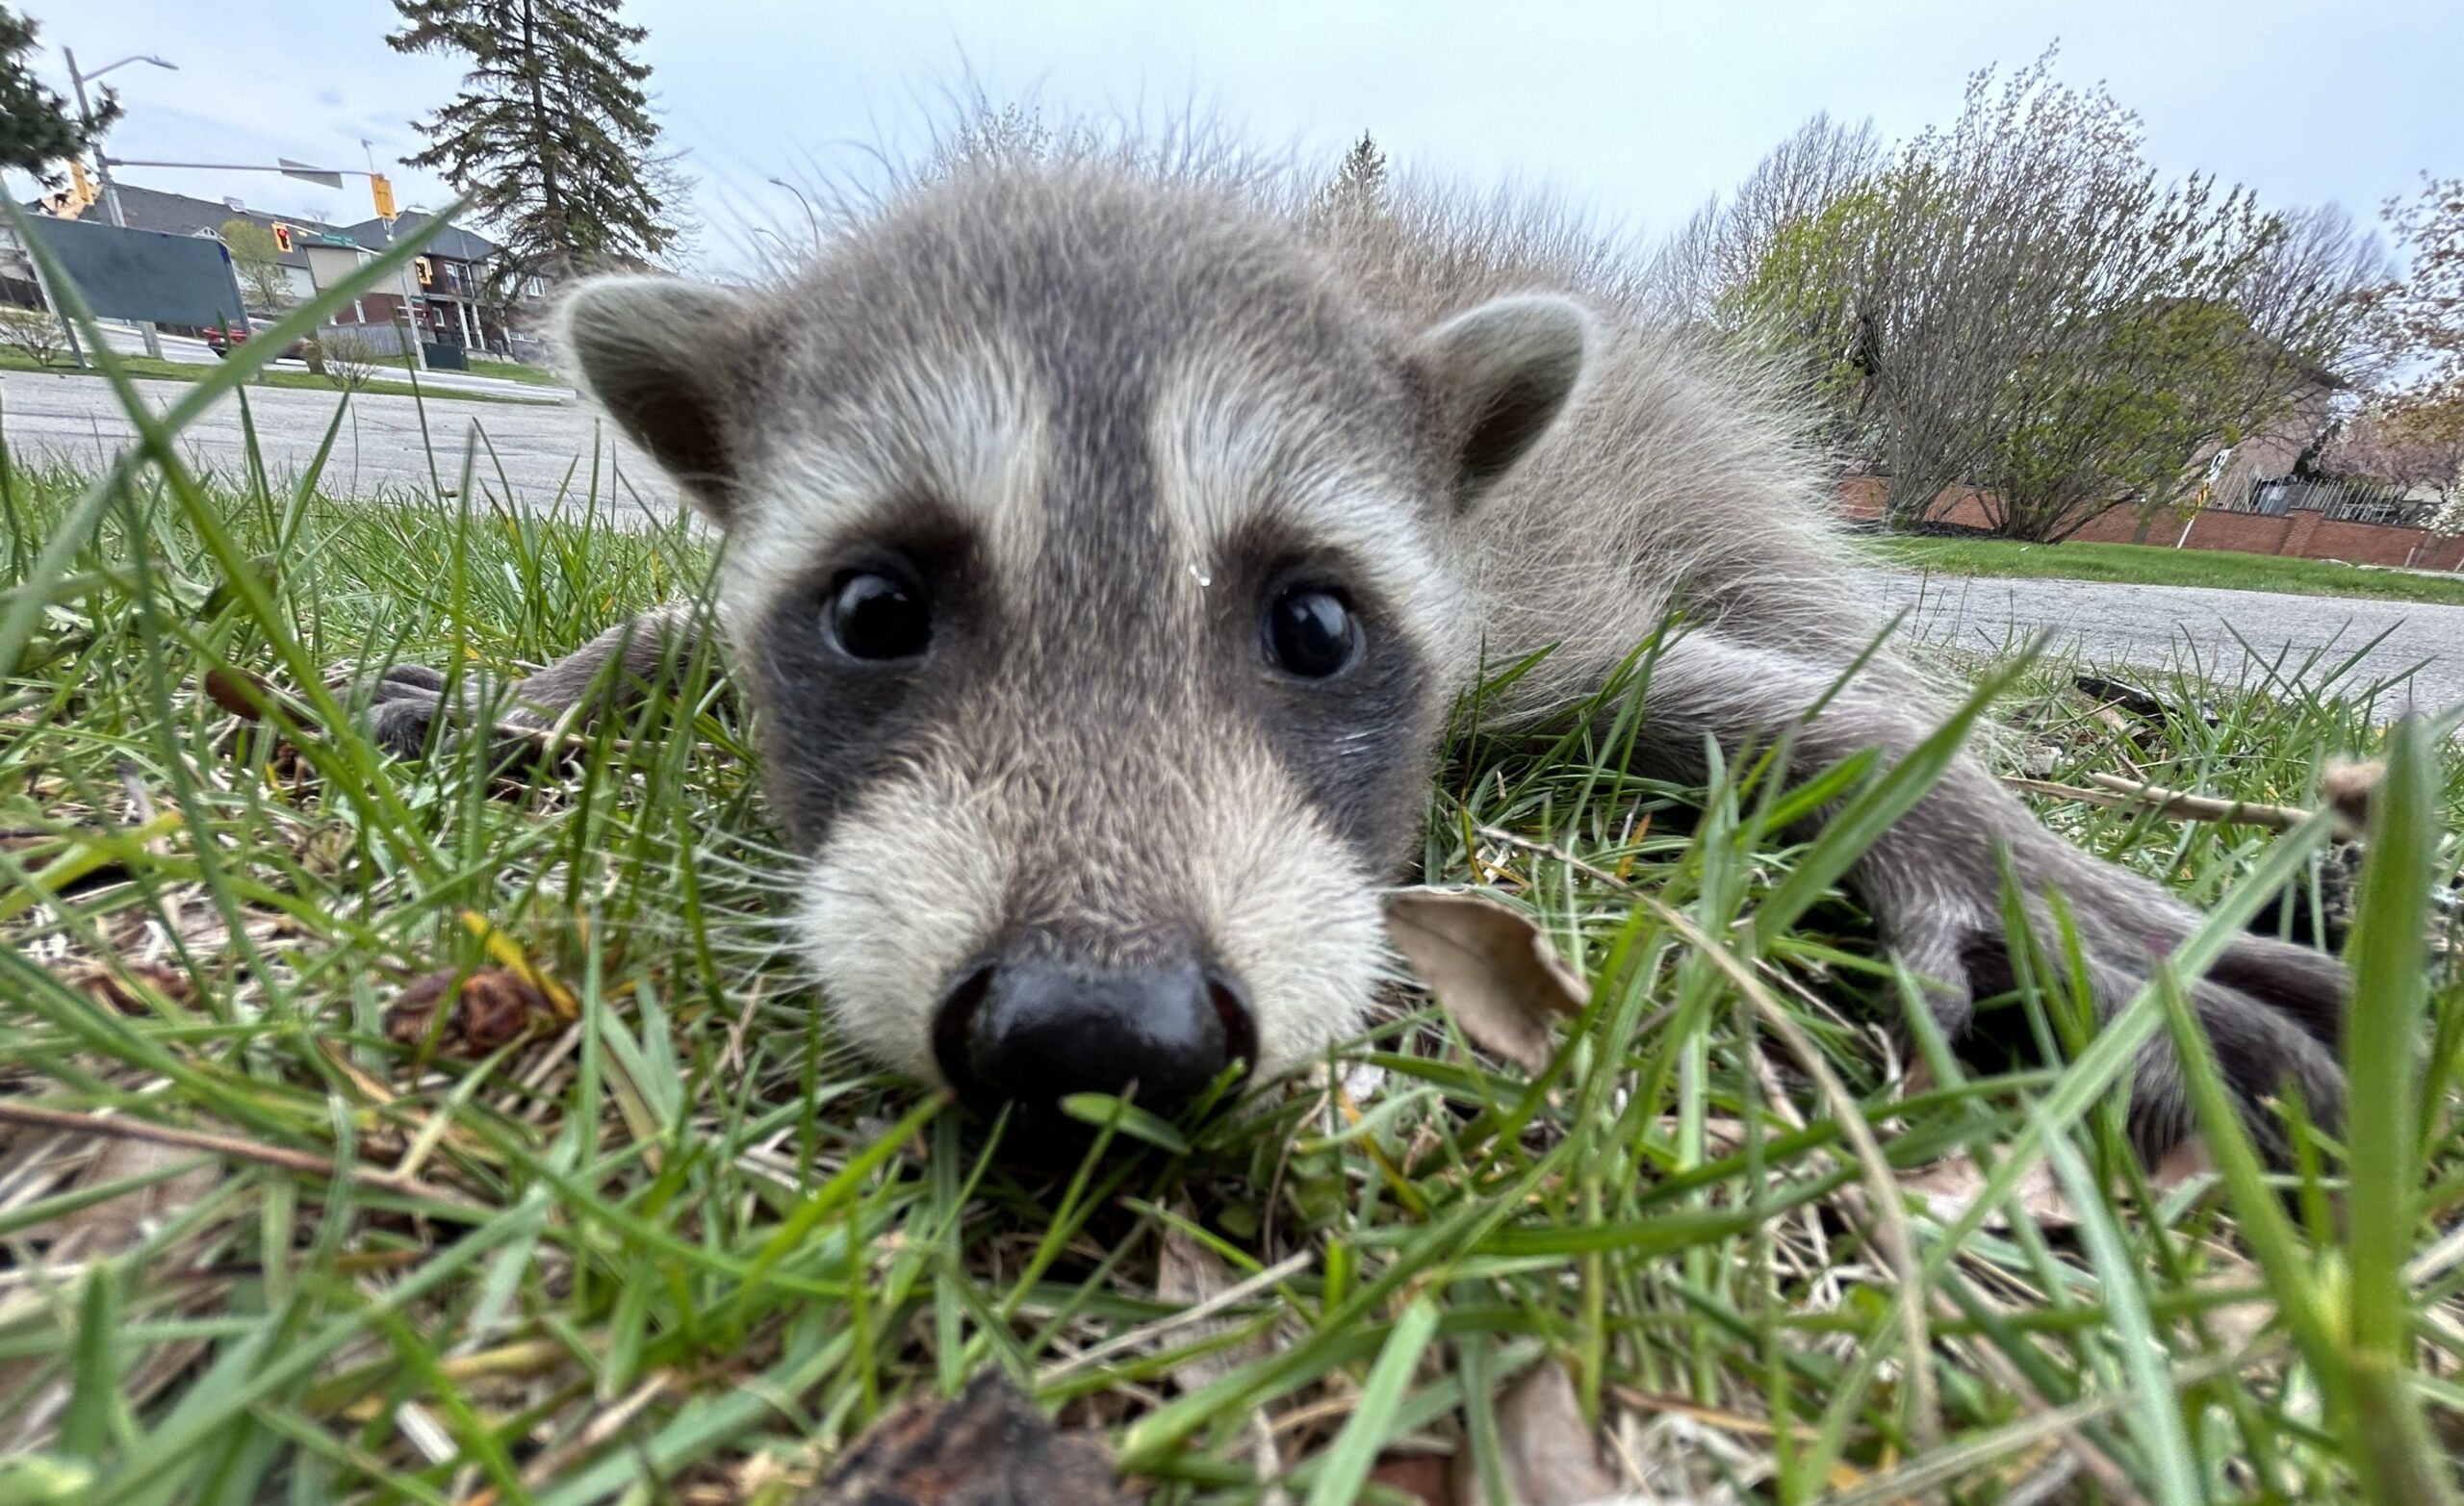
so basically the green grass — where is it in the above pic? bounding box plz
[2,243,2462,1503]
[1866,535,2464,608]
[462,355,563,387]
[0,345,562,408]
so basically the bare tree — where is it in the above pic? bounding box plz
[1639,196,1722,328]
[0,304,68,367]
[1645,113,1879,336]
[308,333,383,394]
[1980,191,2388,542]
[2378,173,2464,405]
[1710,53,2383,539]
[1707,113,1883,309]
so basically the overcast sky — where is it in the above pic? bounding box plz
[28,0,2463,276]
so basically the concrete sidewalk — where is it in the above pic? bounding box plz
[1874,571,2464,715]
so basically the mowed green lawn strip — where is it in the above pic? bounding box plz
[462,354,563,386]
[0,346,561,407]
[1866,533,2464,608]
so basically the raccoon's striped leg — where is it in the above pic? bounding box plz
[1628,629,2348,1161]
[343,601,712,760]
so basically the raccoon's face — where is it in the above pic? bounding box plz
[560,174,1588,1137]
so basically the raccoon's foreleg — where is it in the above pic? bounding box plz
[347,601,710,759]
[1631,630,2345,1159]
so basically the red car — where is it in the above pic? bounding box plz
[201,325,312,361]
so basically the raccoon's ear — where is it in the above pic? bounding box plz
[1412,294,1592,512]
[557,276,749,518]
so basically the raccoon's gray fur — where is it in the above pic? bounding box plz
[362,156,2347,1155]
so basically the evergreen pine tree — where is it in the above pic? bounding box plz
[0,6,117,190]
[388,0,685,294]
[1322,133,1387,213]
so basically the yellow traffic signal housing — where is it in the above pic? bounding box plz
[371,173,398,221]
[414,256,433,287]
[270,222,295,254]
[67,159,96,212]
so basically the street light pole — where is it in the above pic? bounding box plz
[63,48,177,360]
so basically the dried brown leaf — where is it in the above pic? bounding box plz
[1369,1452,1459,1505]
[59,960,194,1015]
[19,1136,222,1259]
[1895,1138,2212,1231]
[384,967,549,1057]
[2323,755,2385,833]
[1452,1358,1621,1506]
[1383,888,1588,1074]
[202,667,273,721]
[804,1372,1121,1504]
[1896,1153,2074,1229]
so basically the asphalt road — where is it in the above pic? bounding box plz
[0,370,675,520]
[7,370,2458,711]
[1874,571,2464,716]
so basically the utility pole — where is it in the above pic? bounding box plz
[63,47,177,360]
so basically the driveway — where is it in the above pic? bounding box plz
[1874,571,2464,716]
[0,370,673,521]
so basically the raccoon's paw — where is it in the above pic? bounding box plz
[339,663,547,766]
[1872,846,2347,1162]
[335,663,452,758]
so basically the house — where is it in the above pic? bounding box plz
[338,211,543,353]
[32,185,521,352]
[27,183,433,339]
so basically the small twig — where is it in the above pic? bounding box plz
[2002,774,2327,834]
[1037,1251,1312,1383]
[0,1100,475,1208]
[1472,822,1640,892]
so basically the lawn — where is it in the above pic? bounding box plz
[2,289,2462,1502]
[463,354,563,387]
[0,346,562,408]
[1866,534,2464,608]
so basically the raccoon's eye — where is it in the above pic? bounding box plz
[1265,587,1360,678]
[828,571,932,661]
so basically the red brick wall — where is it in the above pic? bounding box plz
[1835,477,2464,572]
[331,292,409,326]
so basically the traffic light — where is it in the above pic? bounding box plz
[66,159,96,213]
[270,222,295,254]
[414,256,433,287]
[371,173,397,221]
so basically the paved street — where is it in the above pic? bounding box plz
[5,368,2457,712]
[1874,571,2464,715]
[0,370,675,520]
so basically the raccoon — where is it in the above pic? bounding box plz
[362,157,2348,1155]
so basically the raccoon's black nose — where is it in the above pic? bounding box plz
[932,958,1256,1126]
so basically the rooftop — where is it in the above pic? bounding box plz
[52,184,350,270]
[336,211,499,265]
